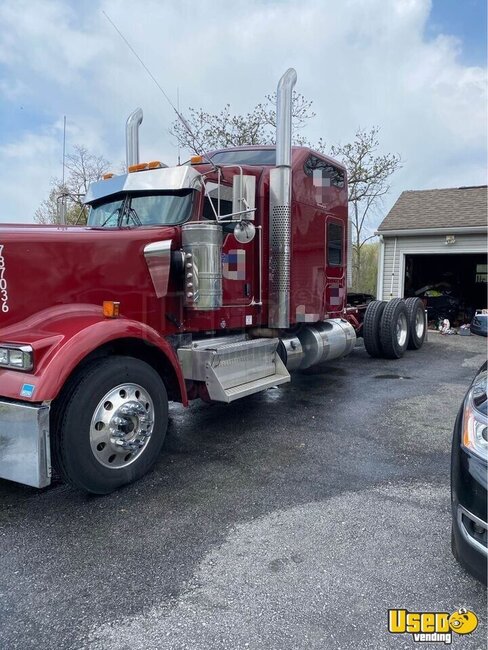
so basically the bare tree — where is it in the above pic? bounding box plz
[172,95,401,292]
[35,145,110,225]
[330,128,401,288]
[170,92,315,154]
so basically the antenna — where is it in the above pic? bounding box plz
[102,11,215,169]
[62,115,66,187]
[177,86,181,166]
[60,115,67,225]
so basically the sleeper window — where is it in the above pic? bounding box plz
[328,222,343,266]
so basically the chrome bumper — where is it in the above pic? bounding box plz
[0,400,51,488]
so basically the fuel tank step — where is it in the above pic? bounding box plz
[177,336,290,403]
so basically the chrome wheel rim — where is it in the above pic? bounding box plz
[89,383,154,469]
[396,313,408,347]
[415,309,425,339]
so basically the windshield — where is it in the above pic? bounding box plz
[87,189,194,228]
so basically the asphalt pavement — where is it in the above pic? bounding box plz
[0,332,486,649]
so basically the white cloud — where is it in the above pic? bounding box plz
[0,0,485,223]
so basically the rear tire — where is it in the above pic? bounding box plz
[53,356,168,494]
[380,299,410,359]
[405,297,426,349]
[363,300,386,358]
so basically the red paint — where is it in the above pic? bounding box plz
[0,146,351,404]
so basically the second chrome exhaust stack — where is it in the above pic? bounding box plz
[268,68,297,328]
[126,107,143,168]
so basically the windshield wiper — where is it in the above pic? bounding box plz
[101,206,122,227]
[126,207,142,227]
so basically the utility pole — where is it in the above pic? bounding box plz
[60,115,67,225]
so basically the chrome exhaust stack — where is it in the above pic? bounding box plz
[126,107,143,167]
[268,68,297,329]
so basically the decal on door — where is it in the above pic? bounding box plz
[329,284,345,306]
[296,305,319,323]
[223,250,246,280]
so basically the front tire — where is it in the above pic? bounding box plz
[380,299,410,359]
[53,356,168,494]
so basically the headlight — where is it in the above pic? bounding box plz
[0,345,34,372]
[462,371,488,461]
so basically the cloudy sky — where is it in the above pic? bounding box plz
[0,0,486,225]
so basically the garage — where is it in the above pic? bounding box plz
[376,185,487,325]
[404,252,486,322]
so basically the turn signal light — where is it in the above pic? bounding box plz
[103,301,120,318]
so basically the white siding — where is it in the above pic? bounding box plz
[380,233,488,301]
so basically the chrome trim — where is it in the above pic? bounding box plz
[297,319,356,369]
[256,225,263,306]
[276,68,297,168]
[143,240,172,298]
[278,335,303,371]
[182,222,223,311]
[0,400,51,488]
[84,166,202,205]
[457,505,488,558]
[396,312,408,347]
[126,107,143,167]
[269,68,297,329]
[89,383,154,469]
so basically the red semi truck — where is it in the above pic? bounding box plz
[0,70,426,493]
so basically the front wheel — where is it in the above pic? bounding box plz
[53,356,168,494]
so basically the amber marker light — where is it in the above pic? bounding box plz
[102,173,114,180]
[147,160,162,169]
[128,163,148,173]
[190,155,204,165]
[103,301,120,318]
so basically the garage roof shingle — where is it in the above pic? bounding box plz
[377,186,488,232]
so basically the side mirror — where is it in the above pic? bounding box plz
[233,220,256,244]
[232,175,256,220]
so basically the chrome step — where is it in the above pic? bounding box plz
[177,336,290,403]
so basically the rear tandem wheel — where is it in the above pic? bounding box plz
[404,296,426,350]
[379,298,410,359]
[363,299,387,358]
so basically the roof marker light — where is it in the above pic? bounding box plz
[128,163,148,173]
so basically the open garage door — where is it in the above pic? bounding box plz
[404,253,487,325]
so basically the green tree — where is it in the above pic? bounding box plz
[352,241,379,295]
[35,145,110,225]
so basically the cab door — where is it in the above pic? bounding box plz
[203,180,258,309]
